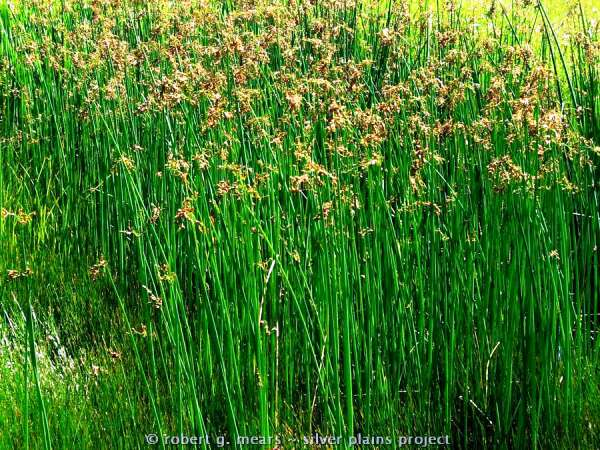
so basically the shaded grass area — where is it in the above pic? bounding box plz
[0,0,599,449]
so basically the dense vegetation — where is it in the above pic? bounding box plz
[0,0,599,448]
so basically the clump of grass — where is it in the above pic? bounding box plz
[0,0,599,449]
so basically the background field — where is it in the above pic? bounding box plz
[0,0,599,449]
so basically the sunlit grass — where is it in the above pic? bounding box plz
[0,0,599,449]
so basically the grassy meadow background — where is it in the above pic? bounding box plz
[0,0,599,448]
